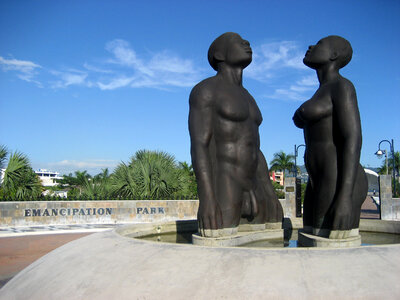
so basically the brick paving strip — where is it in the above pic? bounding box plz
[0,233,92,288]
[360,196,380,219]
[0,224,126,288]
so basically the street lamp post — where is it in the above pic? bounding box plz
[375,139,396,196]
[294,144,306,178]
[294,144,306,218]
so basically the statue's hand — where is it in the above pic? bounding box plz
[330,195,352,232]
[198,200,223,237]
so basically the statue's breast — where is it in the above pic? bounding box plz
[299,91,333,124]
[248,97,262,126]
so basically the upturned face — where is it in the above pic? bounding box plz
[303,38,332,69]
[225,34,253,69]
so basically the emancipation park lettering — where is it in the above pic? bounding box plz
[24,207,165,217]
[24,208,113,217]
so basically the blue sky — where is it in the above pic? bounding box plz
[0,0,399,175]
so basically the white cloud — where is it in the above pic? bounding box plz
[148,51,197,74]
[246,41,306,82]
[242,41,319,102]
[105,39,154,76]
[1,39,314,95]
[267,75,318,101]
[51,70,88,88]
[0,56,41,72]
[97,76,135,90]
[96,39,202,90]
[296,75,317,86]
[52,159,118,169]
[0,56,42,85]
[83,62,112,74]
[40,159,118,176]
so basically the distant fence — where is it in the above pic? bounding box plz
[0,200,199,227]
[0,195,198,202]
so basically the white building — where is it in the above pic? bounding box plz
[35,169,63,187]
[0,168,5,184]
[270,171,284,186]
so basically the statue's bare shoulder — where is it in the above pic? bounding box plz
[189,76,219,109]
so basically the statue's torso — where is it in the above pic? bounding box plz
[298,84,337,177]
[211,80,263,182]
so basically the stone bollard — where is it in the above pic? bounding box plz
[379,175,400,220]
[281,177,297,218]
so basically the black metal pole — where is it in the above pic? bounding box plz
[294,144,297,178]
[377,139,396,197]
[391,139,396,197]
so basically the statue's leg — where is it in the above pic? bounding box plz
[312,172,336,235]
[253,151,283,224]
[327,165,366,239]
[216,173,242,234]
[351,165,368,229]
[302,180,314,233]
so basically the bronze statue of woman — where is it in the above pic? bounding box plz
[293,36,368,239]
[189,32,283,237]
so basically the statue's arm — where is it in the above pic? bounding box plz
[189,84,222,232]
[257,150,283,222]
[331,80,362,228]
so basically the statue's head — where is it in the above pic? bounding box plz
[208,32,252,71]
[303,35,352,70]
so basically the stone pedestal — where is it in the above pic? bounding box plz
[379,175,400,220]
[279,177,297,218]
[298,231,361,248]
[192,228,284,247]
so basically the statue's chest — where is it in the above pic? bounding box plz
[216,91,262,124]
[300,90,333,123]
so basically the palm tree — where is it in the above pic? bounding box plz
[177,161,197,197]
[130,150,180,198]
[0,145,7,171]
[270,151,295,184]
[378,151,400,197]
[59,170,92,195]
[0,145,7,189]
[110,162,138,198]
[82,168,112,199]
[110,150,182,199]
[1,149,42,200]
[378,151,400,176]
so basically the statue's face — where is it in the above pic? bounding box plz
[225,34,252,69]
[303,38,332,69]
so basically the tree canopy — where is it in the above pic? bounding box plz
[270,151,295,175]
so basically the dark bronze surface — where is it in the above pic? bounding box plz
[293,36,368,232]
[189,32,283,236]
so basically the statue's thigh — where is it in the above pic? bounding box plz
[216,174,243,226]
[303,181,314,227]
[313,175,336,218]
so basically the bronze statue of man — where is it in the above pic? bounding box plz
[293,35,368,239]
[189,32,283,237]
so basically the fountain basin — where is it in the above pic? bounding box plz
[1,219,400,299]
